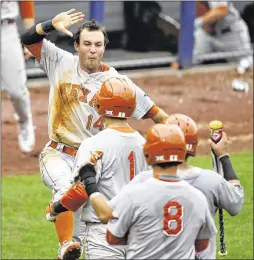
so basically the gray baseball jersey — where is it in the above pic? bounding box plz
[108,177,217,259]
[207,1,240,31]
[110,167,244,259]
[72,128,149,223]
[193,1,252,65]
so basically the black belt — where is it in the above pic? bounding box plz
[1,19,15,25]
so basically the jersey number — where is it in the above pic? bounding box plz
[163,201,183,236]
[86,115,104,131]
[128,151,135,181]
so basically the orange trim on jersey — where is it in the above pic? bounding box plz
[142,105,160,119]
[216,5,228,14]
[24,42,43,61]
[106,229,127,245]
[108,125,136,133]
[19,1,35,19]
[101,63,110,72]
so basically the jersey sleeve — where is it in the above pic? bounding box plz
[107,189,134,238]
[128,80,154,120]
[197,199,217,240]
[217,180,244,216]
[35,39,71,81]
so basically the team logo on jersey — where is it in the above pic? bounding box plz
[169,155,178,161]
[105,110,113,115]
[155,155,165,161]
[118,112,126,117]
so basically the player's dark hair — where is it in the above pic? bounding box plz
[74,19,109,46]
[154,162,182,169]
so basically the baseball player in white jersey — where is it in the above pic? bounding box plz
[46,76,150,259]
[105,123,217,259]
[21,9,168,260]
[193,1,253,72]
[1,1,35,153]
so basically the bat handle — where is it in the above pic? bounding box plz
[209,120,223,144]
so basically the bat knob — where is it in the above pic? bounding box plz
[209,120,223,143]
[218,250,228,257]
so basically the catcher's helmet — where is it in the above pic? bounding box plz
[95,77,136,118]
[143,124,186,165]
[164,114,198,156]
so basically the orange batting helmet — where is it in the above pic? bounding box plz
[143,124,186,165]
[95,77,136,118]
[164,114,198,156]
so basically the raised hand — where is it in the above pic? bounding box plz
[52,9,85,37]
[209,132,230,157]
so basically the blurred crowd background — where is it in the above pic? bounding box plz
[17,1,253,75]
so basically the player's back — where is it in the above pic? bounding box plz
[80,128,149,222]
[96,128,148,199]
[124,177,214,259]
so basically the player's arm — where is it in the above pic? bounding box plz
[210,132,244,215]
[142,105,169,123]
[195,195,217,255]
[195,2,228,29]
[106,189,134,245]
[46,149,103,222]
[20,9,84,60]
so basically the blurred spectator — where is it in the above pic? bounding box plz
[193,1,253,73]
[1,1,35,153]
[241,2,254,43]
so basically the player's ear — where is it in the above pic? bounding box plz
[74,41,79,52]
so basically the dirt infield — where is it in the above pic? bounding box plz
[2,67,253,176]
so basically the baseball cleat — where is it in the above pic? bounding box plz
[58,241,81,260]
[17,119,35,153]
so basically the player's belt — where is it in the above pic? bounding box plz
[1,19,15,25]
[49,141,78,157]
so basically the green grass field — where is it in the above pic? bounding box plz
[2,152,253,259]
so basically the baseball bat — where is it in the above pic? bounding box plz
[209,120,228,257]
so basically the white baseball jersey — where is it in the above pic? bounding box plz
[111,167,244,259]
[35,39,154,148]
[1,1,19,20]
[72,127,150,223]
[108,177,217,259]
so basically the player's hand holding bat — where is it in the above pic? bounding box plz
[52,9,85,37]
[209,131,230,158]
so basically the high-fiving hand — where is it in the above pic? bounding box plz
[52,9,85,37]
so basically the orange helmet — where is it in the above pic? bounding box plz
[95,77,136,118]
[143,124,186,165]
[164,114,198,156]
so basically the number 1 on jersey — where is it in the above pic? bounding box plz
[128,151,135,180]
